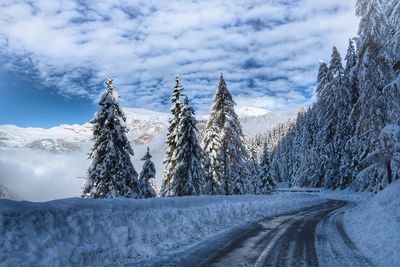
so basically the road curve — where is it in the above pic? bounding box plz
[136,200,372,267]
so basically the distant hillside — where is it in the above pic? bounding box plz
[0,107,294,201]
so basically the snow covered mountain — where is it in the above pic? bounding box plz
[0,107,292,151]
[236,106,271,117]
[0,108,170,150]
[0,107,294,201]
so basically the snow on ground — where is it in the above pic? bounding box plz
[319,188,372,203]
[343,181,400,267]
[0,193,325,266]
[320,182,400,267]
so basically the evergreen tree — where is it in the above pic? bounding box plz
[315,61,332,187]
[351,1,392,179]
[202,126,223,194]
[316,61,334,138]
[82,77,140,199]
[345,39,357,73]
[161,76,183,196]
[247,138,261,194]
[338,39,359,188]
[139,147,157,198]
[168,97,205,196]
[270,121,295,186]
[269,0,400,193]
[382,62,400,125]
[290,107,307,186]
[331,47,352,189]
[315,47,351,189]
[259,143,275,193]
[297,106,319,187]
[206,73,251,195]
[344,38,359,104]
[338,141,357,189]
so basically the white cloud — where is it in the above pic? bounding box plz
[0,147,88,201]
[0,0,359,114]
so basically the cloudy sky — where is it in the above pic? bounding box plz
[0,0,359,127]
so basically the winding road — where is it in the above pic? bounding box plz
[138,200,372,267]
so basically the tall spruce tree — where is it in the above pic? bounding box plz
[139,147,157,198]
[297,106,319,187]
[82,77,140,199]
[206,73,251,195]
[202,126,223,194]
[247,138,261,194]
[161,76,183,196]
[349,0,393,191]
[168,97,205,196]
[259,143,275,193]
[338,39,359,189]
[345,39,359,104]
[315,61,332,187]
[331,47,352,189]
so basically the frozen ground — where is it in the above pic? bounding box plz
[343,181,400,267]
[0,193,324,266]
[320,182,400,267]
[144,199,371,267]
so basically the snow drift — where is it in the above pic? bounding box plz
[0,193,324,266]
[344,181,400,267]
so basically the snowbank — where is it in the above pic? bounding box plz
[343,181,400,267]
[0,193,324,266]
[319,188,372,203]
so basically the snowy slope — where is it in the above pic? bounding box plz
[343,181,400,267]
[0,108,169,149]
[0,193,325,266]
[236,106,271,117]
[0,107,294,201]
[239,111,294,138]
[318,183,400,267]
[0,124,92,149]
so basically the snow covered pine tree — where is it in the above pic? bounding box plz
[168,97,205,196]
[205,73,251,195]
[139,147,157,198]
[247,138,261,194]
[259,142,276,193]
[161,75,183,197]
[82,77,140,199]
[202,126,223,194]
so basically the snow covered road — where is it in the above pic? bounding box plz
[141,200,372,267]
